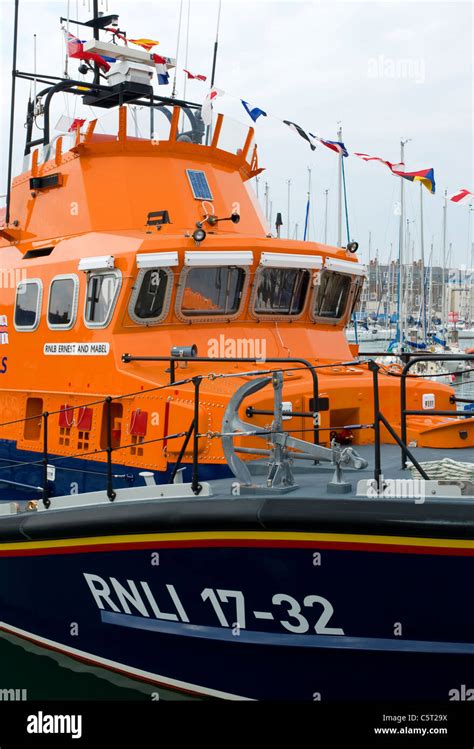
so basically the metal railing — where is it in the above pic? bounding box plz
[0,351,472,507]
[400,353,474,468]
[122,353,323,447]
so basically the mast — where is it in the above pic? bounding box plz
[33,33,37,101]
[467,204,473,324]
[337,124,343,246]
[368,231,372,302]
[419,183,426,340]
[171,0,184,99]
[324,189,329,244]
[205,0,222,145]
[286,179,291,239]
[304,167,312,241]
[442,189,448,332]
[427,240,433,335]
[5,0,20,226]
[396,138,409,346]
[92,0,100,84]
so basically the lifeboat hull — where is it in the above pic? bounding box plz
[0,497,472,701]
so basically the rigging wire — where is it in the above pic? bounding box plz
[341,154,350,242]
[171,0,184,99]
[182,0,191,103]
[64,0,70,77]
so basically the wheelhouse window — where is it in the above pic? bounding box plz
[130,268,171,324]
[14,279,42,331]
[350,277,364,315]
[48,275,78,329]
[254,268,309,316]
[313,270,352,320]
[84,271,121,328]
[180,266,245,317]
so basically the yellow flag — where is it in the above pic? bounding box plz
[129,38,159,51]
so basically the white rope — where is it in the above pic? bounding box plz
[409,458,474,481]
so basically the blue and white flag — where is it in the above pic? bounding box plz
[241,100,267,122]
[318,138,349,157]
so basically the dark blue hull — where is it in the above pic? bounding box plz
[0,439,230,502]
[0,496,473,701]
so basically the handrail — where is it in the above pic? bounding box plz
[400,353,474,469]
[18,75,202,154]
[122,353,322,447]
[369,361,429,485]
[0,351,471,506]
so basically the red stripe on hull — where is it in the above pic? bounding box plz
[0,538,473,557]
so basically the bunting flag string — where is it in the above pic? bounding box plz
[60,24,471,204]
[184,69,207,81]
[283,120,317,151]
[354,152,435,194]
[221,90,472,202]
[392,167,436,194]
[129,38,160,51]
[353,152,404,170]
[241,100,267,122]
[202,87,225,126]
[317,138,349,157]
[152,54,170,86]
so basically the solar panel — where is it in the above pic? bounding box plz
[186,169,213,200]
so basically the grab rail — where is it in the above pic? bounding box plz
[0,350,471,507]
[122,353,322,447]
[400,354,474,469]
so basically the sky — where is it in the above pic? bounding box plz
[0,0,473,267]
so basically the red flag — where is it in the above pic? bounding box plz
[68,118,86,132]
[448,188,474,205]
[183,69,207,82]
[63,29,111,73]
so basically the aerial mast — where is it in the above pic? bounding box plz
[205,0,222,145]
[286,179,291,239]
[337,123,343,246]
[5,0,20,226]
[304,167,312,241]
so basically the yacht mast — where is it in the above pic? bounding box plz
[337,124,343,246]
[286,179,291,239]
[442,190,448,333]
[419,183,426,340]
[324,189,329,244]
[397,138,409,346]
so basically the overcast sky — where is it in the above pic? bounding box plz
[1,0,473,267]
